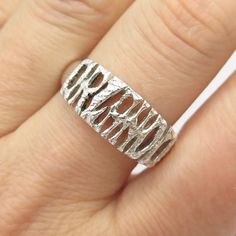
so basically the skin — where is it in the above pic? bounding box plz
[0,0,236,235]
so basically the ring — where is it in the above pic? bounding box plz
[60,59,177,167]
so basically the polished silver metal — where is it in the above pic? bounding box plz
[61,59,177,167]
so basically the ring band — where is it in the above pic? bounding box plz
[61,59,177,167]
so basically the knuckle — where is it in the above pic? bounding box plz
[0,43,38,132]
[0,49,34,98]
[29,0,111,35]
[142,0,233,57]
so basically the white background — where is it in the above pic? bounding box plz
[134,51,236,174]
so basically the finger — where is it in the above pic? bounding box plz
[120,72,236,236]
[0,0,21,27]
[0,0,133,136]
[4,0,236,201]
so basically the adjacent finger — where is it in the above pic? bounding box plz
[119,71,236,236]
[0,0,21,27]
[4,0,236,202]
[0,0,133,136]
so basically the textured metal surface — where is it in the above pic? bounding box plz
[61,59,177,167]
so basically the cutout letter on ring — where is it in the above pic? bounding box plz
[61,59,177,167]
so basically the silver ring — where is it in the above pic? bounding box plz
[60,59,177,167]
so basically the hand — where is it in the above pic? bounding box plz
[0,0,236,235]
